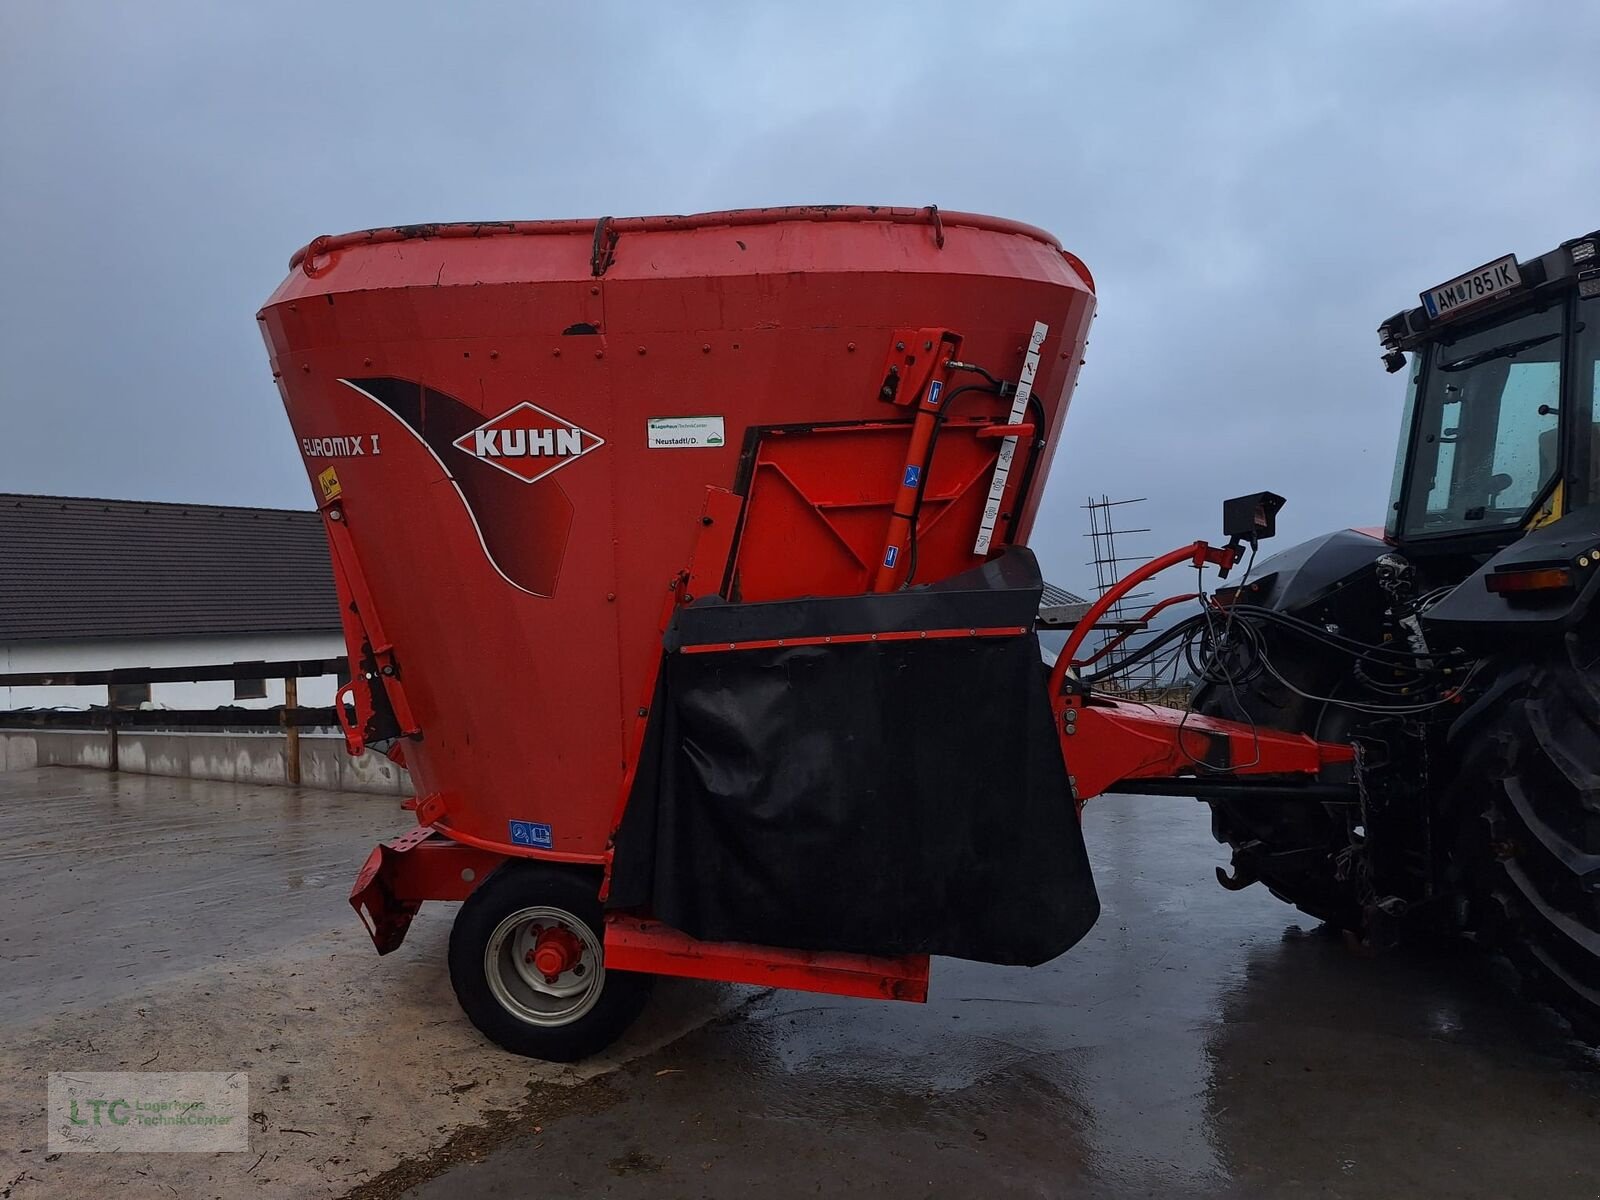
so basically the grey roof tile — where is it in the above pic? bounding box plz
[0,494,340,641]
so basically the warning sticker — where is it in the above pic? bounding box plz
[647,416,725,449]
[509,820,553,849]
[317,467,342,501]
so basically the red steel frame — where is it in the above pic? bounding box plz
[678,627,1028,655]
[605,917,929,1002]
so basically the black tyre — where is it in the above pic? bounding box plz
[1193,651,1365,932]
[1450,634,1600,1041]
[448,861,654,1062]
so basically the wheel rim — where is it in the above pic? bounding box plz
[483,905,606,1027]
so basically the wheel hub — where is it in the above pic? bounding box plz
[484,905,606,1027]
[527,925,584,983]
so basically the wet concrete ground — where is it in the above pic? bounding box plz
[0,767,739,1199]
[404,793,1600,1199]
[2,765,390,1022]
[3,766,1598,1198]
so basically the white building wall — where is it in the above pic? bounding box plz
[0,632,346,710]
[0,729,411,795]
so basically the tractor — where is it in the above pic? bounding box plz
[1175,231,1600,1038]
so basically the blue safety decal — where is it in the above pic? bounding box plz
[927,380,943,406]
[903,465,921,488]
[509,820,553,849]
[883,545,900,569]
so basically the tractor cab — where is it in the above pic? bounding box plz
[1379,232,1600,554]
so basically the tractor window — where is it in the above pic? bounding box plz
[1489,362,1560,505]
[1385,355,1424,538]
[1574,308,1600,507]
[1400,305,1564,539]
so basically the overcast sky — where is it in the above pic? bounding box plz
[3,1,1596,596]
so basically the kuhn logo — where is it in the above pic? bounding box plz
[453,402,605,484]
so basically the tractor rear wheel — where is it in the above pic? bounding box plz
[1451,635,1600,1041]
[448,861,654,1061]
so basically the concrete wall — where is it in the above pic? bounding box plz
[0,631,346,710]
[0,729,411,796]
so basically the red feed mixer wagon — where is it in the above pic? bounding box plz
[259,206,1349,1060]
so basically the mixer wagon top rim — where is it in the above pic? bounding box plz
[287,204,1081,279]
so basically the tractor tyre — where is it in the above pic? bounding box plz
[1449,635,1600,1041]
[448,860,654,1062]
[1192,661,1365,933]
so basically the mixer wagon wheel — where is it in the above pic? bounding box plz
[448,861,654,1061]
[1449,639,1600,1042]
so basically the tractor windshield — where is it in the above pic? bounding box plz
[1395,304,1564,540]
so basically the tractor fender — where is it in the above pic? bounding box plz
[1421,506,1600,650]
[1227,527,1391,618]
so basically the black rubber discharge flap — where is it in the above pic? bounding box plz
[610,548,1101,966]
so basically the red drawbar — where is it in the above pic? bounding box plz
[1058,697,1356,803]
[1049,538,1355,805]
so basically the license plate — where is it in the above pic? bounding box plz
[1421,254,1521,321]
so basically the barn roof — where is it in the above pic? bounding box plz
[0,494,340,642]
